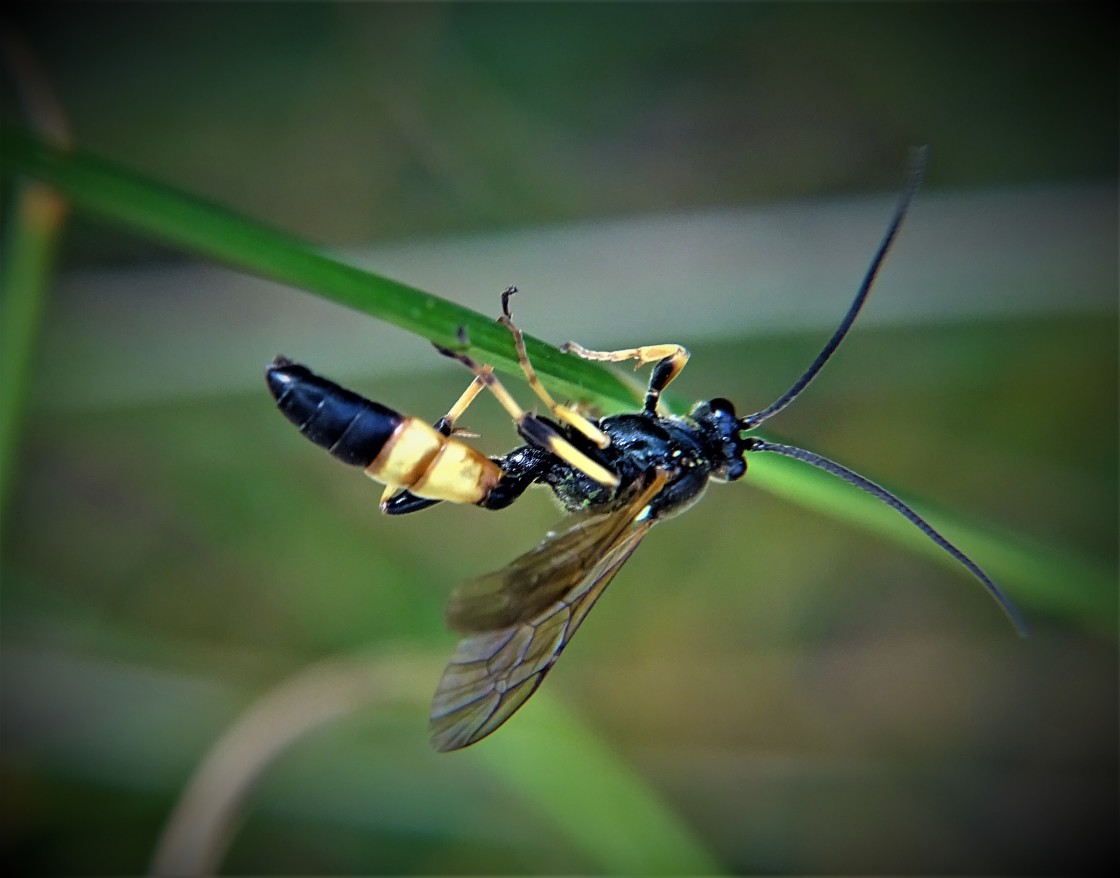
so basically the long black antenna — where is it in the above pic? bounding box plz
[744,438,1028,637]
[741,146,928,430]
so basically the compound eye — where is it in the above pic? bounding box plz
[708,397,736,417]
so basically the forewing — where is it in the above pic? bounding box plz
[428,520,651,752]
[443,507,641,633]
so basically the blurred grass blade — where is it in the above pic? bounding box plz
[0,180,68,517]
[0,127,634,409]
[749,452,1116,634]
[470,691,723,875]
[147,652,719,877]
[0,38,72,520]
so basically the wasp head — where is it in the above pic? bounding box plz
[690,397,748,482]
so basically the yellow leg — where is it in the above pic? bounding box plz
[380,373,490,508]
[436,341,619,489]
[498,288,611,449]
[561,341,690,414]
[434,374,487,437]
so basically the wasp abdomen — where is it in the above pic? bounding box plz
[267,357,400,466]
[267,357,501,505]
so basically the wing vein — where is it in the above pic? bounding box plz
[429,471,666,751]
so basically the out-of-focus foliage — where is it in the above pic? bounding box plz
[2,4,1115,875]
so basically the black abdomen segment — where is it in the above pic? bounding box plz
[266,356,400,467]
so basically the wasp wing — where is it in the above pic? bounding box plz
[429,472,665,752]
[429,520,651,751]
[443,509,642,634]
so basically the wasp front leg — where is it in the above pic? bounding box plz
[560,341,690,415]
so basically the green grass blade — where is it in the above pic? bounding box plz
[749,452,1116,635]
[469,692,724,875]
[0,127,634,409]
[0,181,68,517]
[2,127,1110,635]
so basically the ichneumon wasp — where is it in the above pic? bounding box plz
[266,149,1027,752]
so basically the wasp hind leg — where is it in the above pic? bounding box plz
[434,335,619,489]
[380,373,491,514]
[560,340,689,415]
[432,373,487,438]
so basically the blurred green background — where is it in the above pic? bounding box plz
[2,3,1116,875]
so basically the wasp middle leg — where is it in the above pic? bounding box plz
[435,338,619,489]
